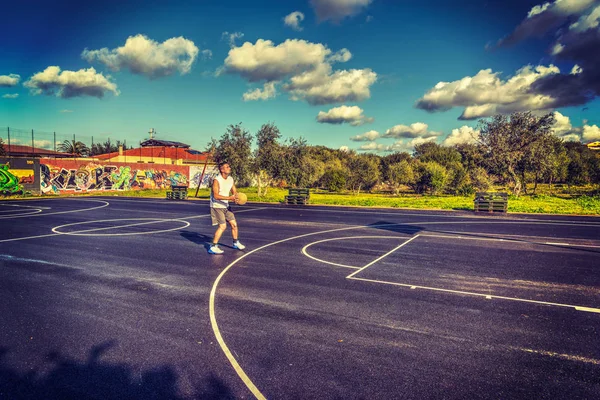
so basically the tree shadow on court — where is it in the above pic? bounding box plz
[0,342,235,400]
[367,221,424,235]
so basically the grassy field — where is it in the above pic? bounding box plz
[3,185,599,215]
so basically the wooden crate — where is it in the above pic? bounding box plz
[474,192,507,213]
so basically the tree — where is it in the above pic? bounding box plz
[381,152,411,182]
[477,111,555,196]
[58,139,90,156]
[253,123,282,196]
[279,137,311,188]
[320,168,348,192]
[209,123,253,186]
[388,160,414,195]
[90,139,121,156]
[0,138,6,156]
[413,142,461,168]
[346,154,381,194]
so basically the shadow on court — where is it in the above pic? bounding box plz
[0,342,235,400]
[367,221,424,235]
[180,231,213,251]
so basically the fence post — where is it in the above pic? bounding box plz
[54,132,56,153]
[7,127,11,156]
[32,129,35,155]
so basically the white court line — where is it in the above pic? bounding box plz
[347,276,600,314]
[301,235,403,269]
[0,203,51,209]
[420,233,600,248]
[0,199,109,219]
[346,235,420,279]
[52,218,191,236]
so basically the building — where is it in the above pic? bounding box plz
[95,139,211,165]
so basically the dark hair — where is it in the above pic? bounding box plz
[218,161,229,170]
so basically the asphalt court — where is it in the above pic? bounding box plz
[1,197,600,399]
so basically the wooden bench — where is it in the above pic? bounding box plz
[285,188,310,205]
[166,185,188,200]
[474,192,507,213]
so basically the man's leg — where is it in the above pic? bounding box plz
[212,223,227,244]
[229,219,238,240]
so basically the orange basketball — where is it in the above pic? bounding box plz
[235,192,247,205]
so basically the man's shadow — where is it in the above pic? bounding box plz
[179,231,239,251]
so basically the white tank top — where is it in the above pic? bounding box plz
[210,174,234,208]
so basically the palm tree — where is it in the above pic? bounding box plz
[58,139,90,156]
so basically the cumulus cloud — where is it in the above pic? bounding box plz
[350,130,380,141]
[310,0,373,23]
[222,31,244,47]
[243,82,277,101]
[82,34,199,79]
[284,11,305,31]
[339,145,350,152]
[2,93,19,99]
[317,105,374,126]
[24,66,119,98]
[201,49,213,60]
[0,74,20,87]
[582,123,600,141]
[222,39,376,105]
[495,0,597,47]
[358,136,437,153]
[382,122,442,139]
[416,65,566,119]
[442,126,480,146]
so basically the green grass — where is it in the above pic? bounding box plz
[3,185,599,215]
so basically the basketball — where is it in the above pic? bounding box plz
[235,192,247,205]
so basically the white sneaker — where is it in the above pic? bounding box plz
[233,241,246,250]
[208,245,224,254]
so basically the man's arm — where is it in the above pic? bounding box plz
[212,179,235,201]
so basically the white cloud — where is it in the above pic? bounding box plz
[223,39,376,105]
[552,111,577,136]
[582,124,600,141]
[497,0,597,46]
[310,0,373,23]
[366,15,374,22]
[416,65,561,119]
[350,130,380,141]
[24,66,119,98]
[359,136,437,153]
[569,4,600,31]
[2,93,19,99]
[317,105,374,126]
[339,145,350,152]
[82,34,199,79]
[221,31,244,47]
[442,125,480,146]
[284,11,305,31]
[382,122,442,139]
[60,109,74,113]
[201,49,213,59]
[0,74,20,87]
[243,82,277,101]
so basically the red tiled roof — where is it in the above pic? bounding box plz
[95,146,211,162]
[1,144,71,157]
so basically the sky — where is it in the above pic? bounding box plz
[1,0,600,153]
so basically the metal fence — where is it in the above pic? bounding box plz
[0,126,129,156]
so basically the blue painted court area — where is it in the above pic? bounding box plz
[1,197,599,399]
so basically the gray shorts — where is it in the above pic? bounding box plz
[211,207,235,226]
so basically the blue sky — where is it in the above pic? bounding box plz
[1,0,599,152]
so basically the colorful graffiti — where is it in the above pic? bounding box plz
[41,162,188,194]
[0,163,24,195]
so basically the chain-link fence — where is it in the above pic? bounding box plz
[0,126,129,157]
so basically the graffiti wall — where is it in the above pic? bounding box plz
[0,158,40,195]
[189,165,219,189]
[39,159,190,194]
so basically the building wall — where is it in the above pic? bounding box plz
[39,159,191,194]
[0,158,40,195]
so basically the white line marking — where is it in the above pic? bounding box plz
[52,218,191,236]
[347,277,600,314]
[0,203,51,209]
[0,199,109,219]
[0,233,63,243]
[347,235,420,279]
[301,235,403,269]
[545,242,570,246]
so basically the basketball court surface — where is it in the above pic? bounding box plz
[1,197,599,399]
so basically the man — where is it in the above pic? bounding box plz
[208,162,245,254]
